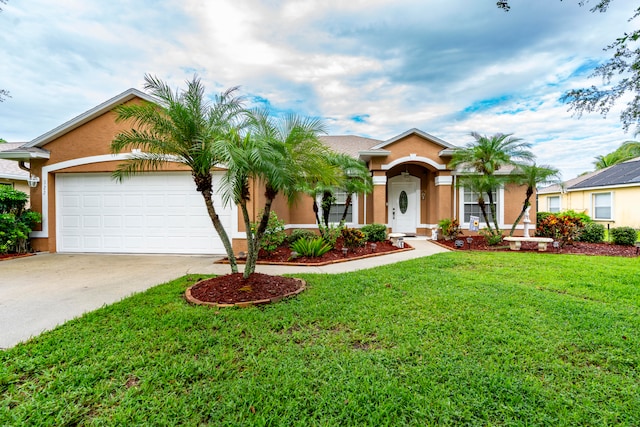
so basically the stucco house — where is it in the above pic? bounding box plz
[538,157,640,229]
[0,143,30,194]
[0,89,531,254]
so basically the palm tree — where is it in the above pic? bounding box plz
[218,109,334,278]
[110,74,243,273]
[456,173,501,235]
[594,141,640,169]
[449,132,534,235]
[508,163,561,237]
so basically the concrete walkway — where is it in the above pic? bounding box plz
[0,239,447,349]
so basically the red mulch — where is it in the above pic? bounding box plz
[255,238,406,265]
[188,273,304,305]
[437,235,639,257]
[192,239,408,306]
[0,253,35,261]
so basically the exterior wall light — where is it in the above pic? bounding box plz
[27,174,40,188]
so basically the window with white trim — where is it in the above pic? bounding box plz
[463,188,497,223]
[592,192,612,220]
[323,191,354,223]
[547,196,560,213]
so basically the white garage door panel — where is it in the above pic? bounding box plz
[57,172,232,254]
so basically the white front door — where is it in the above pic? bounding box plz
[388,175,419,234]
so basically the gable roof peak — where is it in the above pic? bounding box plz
[371,128,457,150]
[26,88,156,148]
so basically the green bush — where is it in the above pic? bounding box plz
[253,211,286,254]
[319,222,343,249]
[341,227,367,250]
[286,229,317,245]
[610,227,638,246]
[290,237,333,258]
[0,187,41,254]
[479,228,502,246]
[438,218,462,240]
[360,224,387,242]
[535,211,552,224]
[578,222,605,243]
[560,209,592,224]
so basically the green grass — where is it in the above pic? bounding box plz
[1,252,639,426]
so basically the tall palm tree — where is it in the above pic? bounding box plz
[218,109,334,278]
[449,132,534,235]
[111,74,243,273]
[508,163,561,236]
[327,153,373,223]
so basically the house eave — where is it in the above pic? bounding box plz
[566,183,640,192]
[25,88,157,148]
[371,128,457,150]
[0,148,51,161]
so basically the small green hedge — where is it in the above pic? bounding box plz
[610,227,638,246]
[360,223,388,242]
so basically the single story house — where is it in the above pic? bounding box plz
[538,157,640,229]
[0,143,30,194]
[0,89,531,254]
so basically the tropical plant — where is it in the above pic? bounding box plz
[508,163,561,236]
[0,187,41,254]
[610,227,638,246]
[217,108,333,278]
[111,74,243,273]
[318,221,343,249]
[289,237,333,258]
[341,227,367,251]
[438,218,462,240]
[594,141,640,169]
[286,229,317,245]
[361,223,387,242]
[252,211,286,254]
[535,213,584,247]
[449,132,534,238]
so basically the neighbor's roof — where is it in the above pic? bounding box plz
[0,143,29,181]
[570,156,640,190]
[537,168,603,194]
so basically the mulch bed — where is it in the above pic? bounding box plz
[436,235,639,257]
[217,239,411,266]
[186,273,305,307]
[0,253,35,261]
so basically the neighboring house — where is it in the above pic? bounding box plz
[0,143,30,195]
[538,157,640,229]
[0,89,530,254]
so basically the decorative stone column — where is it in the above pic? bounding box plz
[371,171,387,226]
[434,173,453,220]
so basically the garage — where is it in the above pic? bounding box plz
[56,172,233,254]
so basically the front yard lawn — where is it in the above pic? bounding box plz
[1,252,639,425]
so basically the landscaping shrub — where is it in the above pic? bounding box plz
[560,209,592,224]
[438,218,462,240]
[479,227,503,246]
[290,237,333,257]
[360,223,387,242]
[610,227,638,246]
[286,229,317,245]
[341,227,367,250]
[319,222,343,249]
[578,222,605,243]
[535,211,552,224]
[536,213,583,247]
[253,211,286,254]
[0,187,41,254]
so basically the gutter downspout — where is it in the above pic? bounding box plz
[18,161,31,173]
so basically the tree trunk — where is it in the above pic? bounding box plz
[340,193,352,223]
[509,187,534,237]
[243,184,277,279]
[239,201,257,279]
[478,198,493,234]
[321,191,332,228]
[486,190,501,235]
[199,189,238,274]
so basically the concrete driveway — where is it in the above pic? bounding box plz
[0,253,225,349]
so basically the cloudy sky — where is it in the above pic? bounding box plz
[1,0,637,179]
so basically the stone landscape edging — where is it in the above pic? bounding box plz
[185,278,307,308]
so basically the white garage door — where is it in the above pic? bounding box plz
[56,172,233,254]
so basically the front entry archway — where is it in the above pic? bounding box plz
[388,174,420,234]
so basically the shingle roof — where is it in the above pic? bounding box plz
[537,168,604,194]
[0,143,29,180]
[319,135,382,158]
[570,157,640,189]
